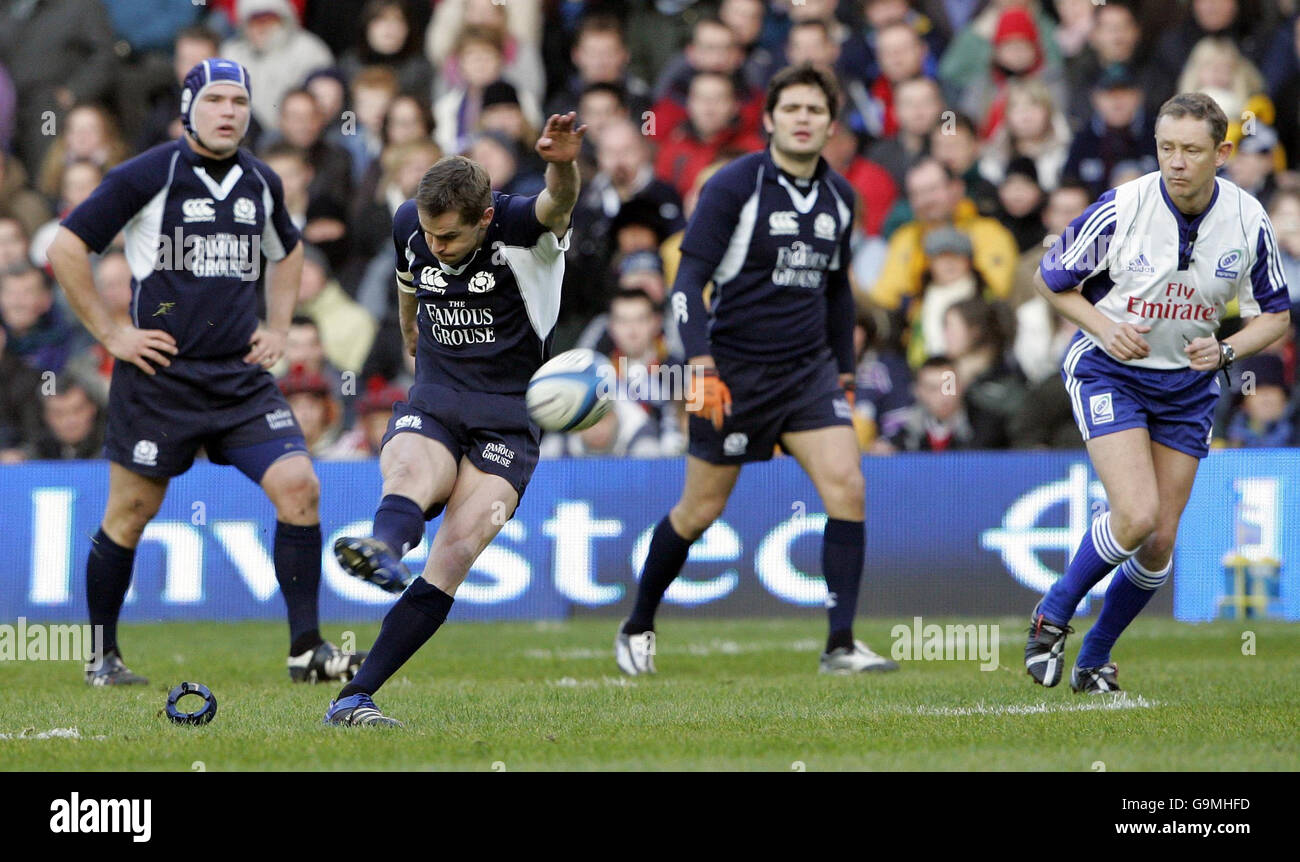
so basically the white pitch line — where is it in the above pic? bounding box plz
[547,677,636,688]
[901,696,1159,717]
[0,727,105,740]
[524,639,822,660]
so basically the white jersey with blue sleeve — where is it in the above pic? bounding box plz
[1040,172,1290,370]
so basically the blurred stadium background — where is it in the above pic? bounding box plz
[1,0,1298,627]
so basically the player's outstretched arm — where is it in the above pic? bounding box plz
[47,226,178,376]
[534,111,587,235]
[246,241,303,369]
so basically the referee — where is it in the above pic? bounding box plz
[1025,93,1290,693]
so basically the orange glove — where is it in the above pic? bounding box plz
[689,366,732,431]
[840,373,856,409]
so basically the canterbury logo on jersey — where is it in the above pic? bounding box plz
[769,211,799,235]
[419,267,448,293]
[671,293,688,323]
[182,198,216,222]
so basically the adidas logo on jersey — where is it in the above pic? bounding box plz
[768,211,799,236]
[1125,254,1154,274]
[182,198,216,222]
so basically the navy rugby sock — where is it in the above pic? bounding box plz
[823,518,865,652]
[275,521,323,655]
[338,578,454,698]
[373,494,425,556]
[1039,511,1137,625]
[86,528,135,657]
[624,515,694,634]
[1076,558,1168,668]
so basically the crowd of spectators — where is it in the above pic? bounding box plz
[2,0,1299,463]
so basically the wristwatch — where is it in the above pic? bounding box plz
[1218,341,1236,370]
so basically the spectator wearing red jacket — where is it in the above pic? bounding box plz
[654,71,765,199]
[823,124,897,238]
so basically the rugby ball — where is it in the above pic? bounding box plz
[527,349,614,432]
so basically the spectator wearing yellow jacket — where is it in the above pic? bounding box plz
[869,157,1018,316]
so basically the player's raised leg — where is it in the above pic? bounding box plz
[1026,427,1157,686]
[1071,441,1197,693]
[327,459,517,726]
[85,463,169,685]
[334,431,458,593]
[781,425,897,674]
[616,455,740,675]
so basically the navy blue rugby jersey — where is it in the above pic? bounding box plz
[675,148,856,366]
[61,138,300,358]
[393,192,570,396]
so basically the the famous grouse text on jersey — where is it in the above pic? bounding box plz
[153,229,260,281]
[393,193,568,395]
[773,241,832,288]
[426,300,497,345]
[481,441,515,466]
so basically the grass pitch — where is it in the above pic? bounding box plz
[1,617,1296,771]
